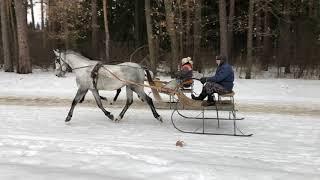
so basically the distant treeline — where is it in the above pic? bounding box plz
[0,0,319,78]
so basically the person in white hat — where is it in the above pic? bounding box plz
[176,57,193,87]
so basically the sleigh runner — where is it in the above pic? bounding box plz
[170,91,252,137]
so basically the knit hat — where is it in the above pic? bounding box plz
[181,57,193,65]
[216,55,226,62]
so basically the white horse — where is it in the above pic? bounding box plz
[54,50,162,122]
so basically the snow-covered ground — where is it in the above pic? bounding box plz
[0,70,320,180]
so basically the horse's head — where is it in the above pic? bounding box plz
[53,50,70,77]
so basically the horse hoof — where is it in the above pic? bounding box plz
[115,116,122,122]
[109,114,114,121]
[157,116,163,123]
[65,115,72,122]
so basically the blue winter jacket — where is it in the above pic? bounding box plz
[206,62,234,91]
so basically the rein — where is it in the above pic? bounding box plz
[57,52,150,71]
[56,51,179,95]
[100,65,177,95]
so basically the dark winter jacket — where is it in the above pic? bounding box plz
[176,63,193,81]
[206,62,234,91]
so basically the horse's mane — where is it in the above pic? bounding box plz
[63,50,92,61]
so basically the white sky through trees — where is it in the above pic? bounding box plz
[27,0,43,28]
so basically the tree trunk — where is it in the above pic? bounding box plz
[164,0,179,76]
[262,8,272,70]
[193,0,201,71]
[134,0,144,47]
[41,0,44,29]
[14,0,32,73]
[278,0,291,73]
[29,0,35,29]
[40,0,46,48]
[186,0,191,53]
[8,0,18,66]
[91,0,98,58]
[255,1,263,66]
[1,0,13,71]
[103,0,110,63]
[227,0,235,63]
[245,0,254,79]
[178,0,183,58]
[218,0,229,59]
[309,0,317,17]
[145,0,157,73]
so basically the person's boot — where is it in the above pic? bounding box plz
[201,94,215,106]
[191,90,207,101]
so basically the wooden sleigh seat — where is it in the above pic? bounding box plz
[175,91,235,110]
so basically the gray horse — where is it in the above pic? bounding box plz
[54,58,121,105]
[54,50,162,122]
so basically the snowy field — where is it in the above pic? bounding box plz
[0,70,320,180]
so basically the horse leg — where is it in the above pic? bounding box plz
[133,87,162,122]
[79,93,107,103]
[100,95,108,101]
[91,89,114,121]
[110,88,121,105]
[66,88,88,122]
[79,94,86,103]
[115,87,133,121]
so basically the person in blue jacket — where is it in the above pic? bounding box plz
[192,55,234,106]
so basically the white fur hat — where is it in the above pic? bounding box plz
[181,57,193,65]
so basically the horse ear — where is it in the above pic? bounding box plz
[53,49,59,56]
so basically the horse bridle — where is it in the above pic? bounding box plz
[55,52,93,71]
[55,52,67,72]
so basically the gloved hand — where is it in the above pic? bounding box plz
[200,77,207,84]
[175,71,182,79]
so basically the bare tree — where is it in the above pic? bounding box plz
[29,0,35,29]
[228,0,235,63]
[40,0,47,48]
[41,0,44,29]
[178,0,183,58]
[218,0,229,59]
[145,0,157,73]
[91,0,98,58]
[186,0,191,53]
[254,0,263,66]
[8,0,18,64]
[193,0,201,71]
[103,0,110,62]
[1,0,13,71]
[262,6,272,70]
[245,0,254,79]
[14,0,32,73]
[278,0,292,73]
[134,0,144,47]
[164,0,179,75]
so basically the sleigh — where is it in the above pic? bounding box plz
[152,79,252,137]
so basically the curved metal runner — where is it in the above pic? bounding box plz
[170,93,253,137]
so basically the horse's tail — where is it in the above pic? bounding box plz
[145,69,162,101]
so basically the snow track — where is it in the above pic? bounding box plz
[0,105,319,179]
[1,71,320,179]
[1,96,319,116]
